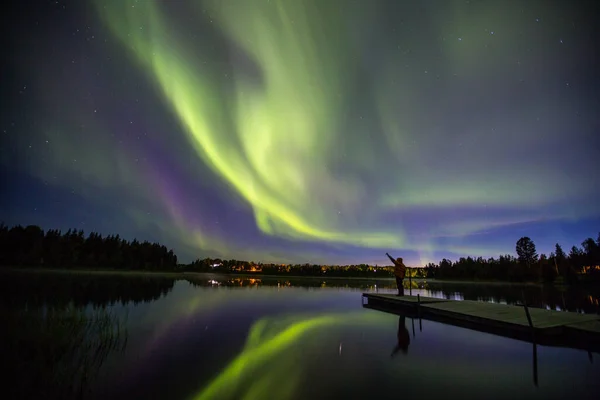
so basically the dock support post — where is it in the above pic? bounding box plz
[417,294,422,332]
[589,351,593,364]
[532,341,538,387]
[524,304,534,335]
[521,291,535,341]
[411,317,415,338]
[409,270,412,296]
[522,291,538,387]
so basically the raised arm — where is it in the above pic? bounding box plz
[386,253,396,265]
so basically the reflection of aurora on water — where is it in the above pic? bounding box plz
[190,311,382,400]
[133,287,368,366]
[5,273,600,400]
[133,276,600,359]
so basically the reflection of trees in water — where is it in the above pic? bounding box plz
[0,272,168,399]
[2,305,127,400]
[424,283,600,314]
[0,271,175,308]
[187,275,600,314]
[4,270,597,314]
[186,276,391,290]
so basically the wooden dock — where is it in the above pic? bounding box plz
[362,293,600,353]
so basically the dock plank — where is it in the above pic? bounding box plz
[364,294,449,304]
[423,301,529,324]
[565,319,600,334]
[362,293,600,352]
[363,293,600,339]
[421,300,599,329]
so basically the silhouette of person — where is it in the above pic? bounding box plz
[386,253,406,296]
[391,315,411,357]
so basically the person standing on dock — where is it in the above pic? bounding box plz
[386,253,406,296]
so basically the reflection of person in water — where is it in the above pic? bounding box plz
[391,315,410,357]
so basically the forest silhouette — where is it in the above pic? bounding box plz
[1,223,599,283]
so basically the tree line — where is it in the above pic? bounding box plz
[187,234,600,283]
[0,224,178,270]
[185,258,411,278]
[2,223,598,284]
[426,235,600,283]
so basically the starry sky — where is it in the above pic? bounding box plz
[1,0,598,266]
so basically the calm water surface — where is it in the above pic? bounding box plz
[2,271,599,400]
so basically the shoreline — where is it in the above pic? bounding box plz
[0,267,554,286]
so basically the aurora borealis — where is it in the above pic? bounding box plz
[2,0,598,266]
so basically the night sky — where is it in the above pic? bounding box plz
[1,0,599,266]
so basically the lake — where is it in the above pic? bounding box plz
[2,270,599,400]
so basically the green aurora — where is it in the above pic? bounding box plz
[4,0,597,265]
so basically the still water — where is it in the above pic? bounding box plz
[2,271,599,400]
